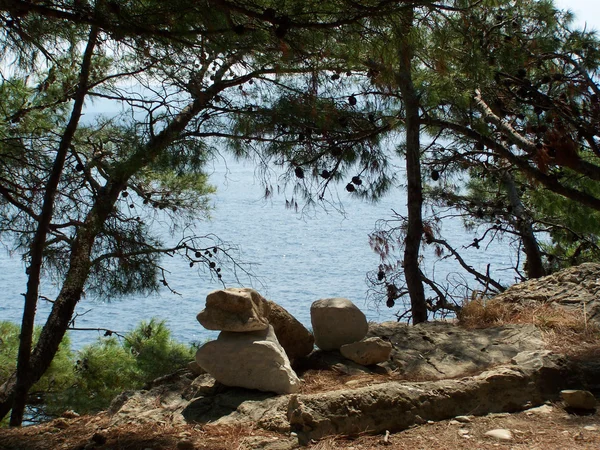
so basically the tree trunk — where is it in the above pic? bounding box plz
[501,171,545,279]
[0,93,211,423]
[395,8,427,324]
[9,25,99,426]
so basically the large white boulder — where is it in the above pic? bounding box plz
[310,298,368,351]
[197,287,270,332]
[195,325,300,394]
[340,337,392,366]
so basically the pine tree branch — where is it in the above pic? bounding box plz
[430,237,506,292]
[423,117,600,212]
[474,90,600,182]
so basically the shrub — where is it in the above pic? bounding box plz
[123,318,195,382]
[0,321,75,425]
[457,297,514,328]
[457,297,600,354]
[1,318,195,423]
[60,337,141,415]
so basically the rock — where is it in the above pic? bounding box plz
[310,298,368,351]
[60,410,80,419]
[185,373,221,398]
[110,387,190,426]
[183,389,290,433]
[285,352,569,442]
[238,436,298,450]
[485,429,513,440]
[331,362,373,376]
[52,418,70,429]
[176,440,195,450]
[491,263,600,326]
[266,301,314,362]
[91,432,107,445]
[368,321,546,380]
[525,404,554,415]
[340,337,392,366]
[109,370,196,426]
[560,389,597,410]
[195,325,300,394]
[584,425,598,431]
[512,350,554,370]
[454,415,471,423]
[187,361,206,376]
[197,288,271,332]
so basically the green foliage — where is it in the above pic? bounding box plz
[528,176,600,269]
[122,319,195,382]
[0,322,75,425]
[61,319,194,415]
[0,319,194,423]
[61,337,140,415]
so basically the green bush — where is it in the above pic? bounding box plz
[0,321,76,425]
[0,319,195,424]
[123,318,195,382]
[60,337,141,414]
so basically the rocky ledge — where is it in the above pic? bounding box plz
[108,324,596,445]
[492,262,600,325]
[106,263,600,446]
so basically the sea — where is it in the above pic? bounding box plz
[0,157,520,350]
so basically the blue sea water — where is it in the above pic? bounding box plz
[0,158,519,350]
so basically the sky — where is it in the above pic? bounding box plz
[554,0,600,31]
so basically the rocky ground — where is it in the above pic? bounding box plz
[0,385,598,450]
[1,263,600,450]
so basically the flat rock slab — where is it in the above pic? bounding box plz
[183,389,290,433]
[286,351,571,442]
[491,262,600,325]
[109,370,198,427]
[105,322,600,444]
[181,351,574,442]
[368,321,545,379]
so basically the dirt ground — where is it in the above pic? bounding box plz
[0,401,598,450]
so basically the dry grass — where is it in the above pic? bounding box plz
[0,414,283,450]
[2,405,599,450]
[299,370,395,395]
[306,406,600,449]
[458,297,600,353]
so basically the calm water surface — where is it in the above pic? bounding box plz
[0,159,519,349]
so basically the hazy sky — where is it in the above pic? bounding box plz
[554,0,600,31]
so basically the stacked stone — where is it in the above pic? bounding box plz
[195,291,392,395]
[194,288,313,394]
[310,298,392,365]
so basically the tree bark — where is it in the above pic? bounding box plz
[395,8,427,324]
[9,25,99,426]
[0,90,211,423]
[501,171,546,279]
